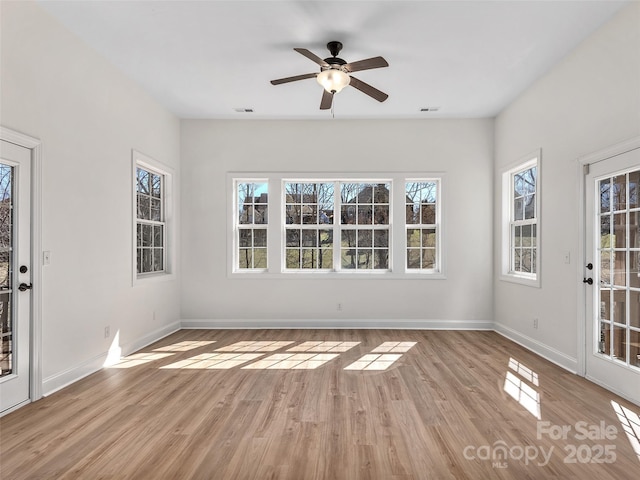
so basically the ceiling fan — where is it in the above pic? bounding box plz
[270,41,389,110]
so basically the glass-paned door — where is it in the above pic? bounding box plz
[585,146,640,405]
[0,140,32,414]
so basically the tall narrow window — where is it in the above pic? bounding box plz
[406,181,439,271]
[136,166,165,275]
[236,182,268,270]
[502,152,540,285]
[284,182,334,269]
[511,165,537,275]
[340,182,390,270]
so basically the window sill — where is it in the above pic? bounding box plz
[229,271,446,280]
[499,273,540,288]
[133,271,176,286]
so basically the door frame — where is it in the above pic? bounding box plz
[577,135,640,395]
[0,126,42,407]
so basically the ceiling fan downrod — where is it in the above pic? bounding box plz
[324,41,347,66]
[327,41,343,57]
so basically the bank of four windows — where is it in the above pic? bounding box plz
[232,174,443,276]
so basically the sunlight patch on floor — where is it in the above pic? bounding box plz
[153,340,216,352]
[286,341,360,352]
[109,352,175,369]
[344,341,416,370]
[344,354,403,371]
[241,353,339,370]
[215,341,295,352]
[503,358,541,420]
[160,352,264,369]
[611,400,640,463]
[371,342,416,353]
[108,339,418,372]
[508,357,539,386]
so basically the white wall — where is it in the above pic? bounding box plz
[1,1,181,393]
[180,119,494,326]
[493,3,640,370]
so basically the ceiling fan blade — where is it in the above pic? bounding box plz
[294,48,329,67]
[348,76,388,102]
[344,56,389,73]
[270,73,318,85]
[320,89,333,110]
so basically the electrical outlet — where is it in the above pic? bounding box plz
[337,303,342,311]
[533,318,539,329]
[104,326,110,338]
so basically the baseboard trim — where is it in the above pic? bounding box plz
[1,399,31,418]
[42,353,107,398]
[42,321,181,397]
[120,321,182,357]
[585,375,640,407]
[494,322,578,373]
[180,319,495,330]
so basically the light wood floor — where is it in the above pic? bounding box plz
[1,329,639,479]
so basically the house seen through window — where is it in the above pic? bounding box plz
[237,182,268,269]
[232,175,443,276]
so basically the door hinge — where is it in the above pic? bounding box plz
[583,163,590,175]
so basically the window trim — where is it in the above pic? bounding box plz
[228,172,446,279]
[132,150,175,285]
[500,150,541,288]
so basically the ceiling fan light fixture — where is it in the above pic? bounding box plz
[271,43,388,110]
[317,68,350,94]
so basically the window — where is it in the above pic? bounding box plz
[133,151,173,282]
[511,166,537,274]
[230,173,445,277]
[284,182,333,269]
[136,166,165,274]
[339,182,390,270]
[236,181,268,269]
[283,180,390,271]
[405,181,439,271]
[501,152,540,286]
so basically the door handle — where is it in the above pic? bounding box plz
[18,282,33,292]
[583,278,593,285]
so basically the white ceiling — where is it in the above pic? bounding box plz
[36,0,629,120]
